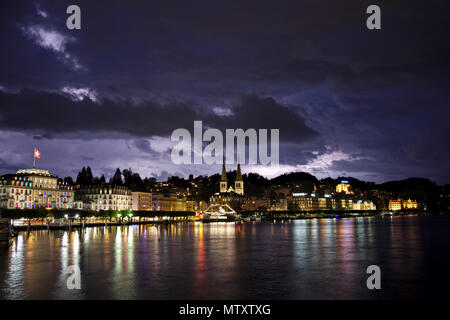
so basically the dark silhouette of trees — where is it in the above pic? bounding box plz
[122,168,144,191]
[76,166,94,185]
[110,168,123,186]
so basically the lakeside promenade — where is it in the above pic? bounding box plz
[5,210,435,232]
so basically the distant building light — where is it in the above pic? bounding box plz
[292,192,307,197]
[341,180,349,184]
[324,194,331,198]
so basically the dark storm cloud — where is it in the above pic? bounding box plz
[0,89,316,144]
[0,89,197,137]
[206,94,318,142]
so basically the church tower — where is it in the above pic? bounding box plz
[220,159,228,193]
[234,161,244,195]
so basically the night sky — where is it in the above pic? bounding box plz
[0,0,449,184]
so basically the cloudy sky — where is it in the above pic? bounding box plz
[0,0,449,184]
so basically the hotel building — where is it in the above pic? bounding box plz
[389,198,419,211]
[132,191,152,211]
[75,185,132,211]
[289,192,375,211]
[151,192,187,211]
[0,169,74,209]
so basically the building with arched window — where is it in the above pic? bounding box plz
[0,169,74,209]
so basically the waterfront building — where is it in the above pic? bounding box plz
[0,169,74,209]
[389,198,419,211]
[336,198,354,210]
[132,191,152,210]
[270,199,288,211]
[241,199,270,211]
[289,195,319,211]
[151,192,187,211]
[186,199,207,213]
[318,196,335,210]
[402,198,419,209]
[389,199,402,211]
[75,184,132,211]
[353,200,376,210]
[186,200,197,212]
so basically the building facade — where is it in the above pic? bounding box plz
[0,169,74,209]
[75,185,132,211]
[289,193,375,211]
[132,191,152,211]
[389,198,418,211]
[151,192,187,211]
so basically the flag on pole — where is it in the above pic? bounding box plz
[34,148,41,159]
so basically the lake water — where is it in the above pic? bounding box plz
[1,215,449,299]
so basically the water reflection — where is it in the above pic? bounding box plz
[0,216,449,299]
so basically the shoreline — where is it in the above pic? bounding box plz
[9,211,444,233]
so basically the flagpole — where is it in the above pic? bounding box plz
[33,148,36,168]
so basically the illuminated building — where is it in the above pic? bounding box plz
[185,199,207,213]
[337,198,353,210]
[219,160,244,195]
[151,192,187,211]
[353,200,376,210]
[241,199,270,211]
[132,192,152,210]
[389,199,402,211]
[290,193,320,211]
[403,198,418,209]
[0,169,74,210]
[336,180,352,194]
[288,192,375,211]
[186,200,197,212]
[389,198,419,211]
[75,185,132,211]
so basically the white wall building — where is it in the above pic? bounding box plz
[75,185,132,211]
[0,169,74,209]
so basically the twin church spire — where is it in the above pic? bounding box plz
[220,157,244,195]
